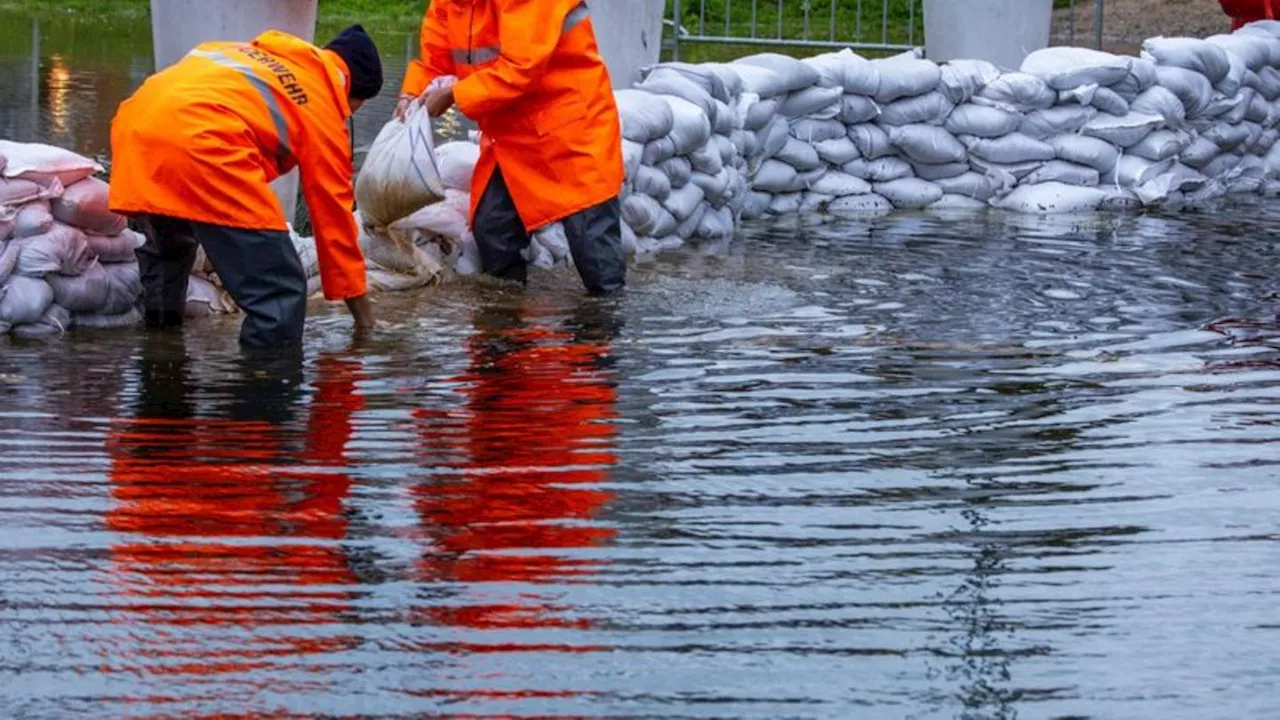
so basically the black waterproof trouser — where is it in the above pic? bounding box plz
[134,214,309,349]
[473,167,627,295]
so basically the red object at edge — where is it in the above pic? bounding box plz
[1220,0,1278,30]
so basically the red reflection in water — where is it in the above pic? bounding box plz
[103,350,365,675]
[413,305,620,642]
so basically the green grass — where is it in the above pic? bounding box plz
[0,0,430,29]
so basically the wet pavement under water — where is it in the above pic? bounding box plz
[4,10,1280,720]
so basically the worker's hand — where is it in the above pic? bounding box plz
[393,93,416,121]
[425,85,455,118]
[345,294,375,335]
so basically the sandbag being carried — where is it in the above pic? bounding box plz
[0,140,101,188]
[355,103,446,230]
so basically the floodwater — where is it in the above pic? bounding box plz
[4,10,1280,720]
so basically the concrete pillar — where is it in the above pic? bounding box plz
[586,0,665,88]
[923,0,1053,70]
[149,0,319,225]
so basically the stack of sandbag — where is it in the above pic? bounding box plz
[0,140,143,337]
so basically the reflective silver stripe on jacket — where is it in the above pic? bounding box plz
[449,2,590,67]
[189,49,295,172]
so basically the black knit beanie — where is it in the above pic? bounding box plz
[325,24,384,101]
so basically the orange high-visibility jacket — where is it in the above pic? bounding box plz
[109,31,366,301]
[404,0,625,232]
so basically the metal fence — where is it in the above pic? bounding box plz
[664,0,1108,62]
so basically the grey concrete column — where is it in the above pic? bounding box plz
[923,0,1053,70]
[585,0,666,88]
[149,0,319,226]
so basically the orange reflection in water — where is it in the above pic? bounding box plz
[103,350,365,678]
[413,304,620,645]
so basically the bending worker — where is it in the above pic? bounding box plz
[397,0,627,296]
[109,25,383,348]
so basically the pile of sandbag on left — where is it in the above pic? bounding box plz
[0,140,143,338]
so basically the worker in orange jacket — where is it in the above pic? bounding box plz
[397,0,627,296]
[109,25,384,348]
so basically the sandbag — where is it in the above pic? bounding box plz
[674,202,708,239]
[787,168,827,194]
[662,183,706,222]
[1155,66,1215,117]
[0,208,12,241]
[840,95,881,125]
[1102,156,1175,187]
[775,138,824,171]
[636,68,719,125]
[696,205,735,239]
[10,201,53,239]
[658,157,694,188]
[742,191,772,219]
[744,97,781,130]
[1204,121,1252,150]
[1088,87,1131,116]
[1129,130,1193,162]
[976,73,1057,112]
[938,59,1001,104]
[848,123,895,159]
[928,194,989,212]
[1113,57,1160,99]
[1204,92,1248,122]
[1081,112,1163,148]
[185,275,237,317]
[889,125,966,164]
[804,50,856,88]
[388,189,471,249]
[74,307,143,329]
[790,118,848,143]
[878,91,954,126]
[992,182,1108,213]
[752,159,798,193]
[622,139,644,181]
[1142,37,1230,86]
[50,178,126,236]
[814,137,861,166]
[0,275,54,326]
[16,224,92,277]
[874,178,943,209]
[968,157,1044,182]
[945,103,1022,138]
[871,54,941,103]
[779,86,843,119]
[736,53,821,94]
[843,156,914,182]
[692,169,732,203]
[1206,33,1274,72]
[804,49,880,95]
[961,133,1055,164]
[1202,152,1243,179]
[1254,66,1280,100]
[635,165,672,200]
[1024,160,1101,187]
[689,143,724,176]
[767,192,803,215]
[935,172,1003,201]
[85,229,145,264]
[662,95,714,155]
[0,240,18,285]
[0,178,51,207]
[809,171,872,197]
[1131,86,1187,128]
[756,116,791,163]
[910,161,971,181]
[0,140,101,187]
[1018,105,1098,139]
[798,192,835,213]
[45,260,110,313]
[1021,47,1132,90]
[622,194,678,237]
[1043,134,1118,174]
[355,104,446,229]
[1246,90,1270,122]
[11,303,70,339]
[827,194,894,216]
[615,89,676,143]
[1179,136,1221,168]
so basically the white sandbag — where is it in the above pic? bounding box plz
[619,221,639,256]
[662,96,714,155]
[1113,57,1160,100]
[436,142,479,191]
[936,172,1004,201]
[0,275,54,326]
[692,168,733,203]
[911,161,971,180]
[871,54,941,103]
[652,62,743,102]
[756,116,791,163]
[874,178,942,209]
[929,194,989,212]
[0,140,101,187]
[1245,90,1270,122]
[632,165,672,201]
[827,193,894,216]
[1081,112,1163,148]
[848,123,895,159]
[961,133,1055,164]
[992,182,1107,213]
[657,157,694,188]
[1047,134,1120,173]
[1134,162,1209,204]
[803,49,880,95]
[1,177,60,207]
[1101,156,1175,187]
[1204,121,1252,150]
[975,73,1057,112]
[1204,92,1248,122]
[767,192,803,215]
[1202,152,1243,179]
[85,229,145,264]
[0,240,19,285]
[615,89,675,143]
[843,156,914,182]
[622,139,644,181]
[10,303,70,339]
[1024,160,1101,187]
[736,53,821,93]
[804,50,855,88]
[17,224,92,277]
[840,95,881,125]
[689,144,724,176]
[636,68,719,125]
[388,189,471,248]
[790,118,848,143]
[968,157,1045,182]
[74,307,143,329]
[1126,129,1192,163]
[356,104,446,229]
[673,202,708,239]
[798,192,835,213]
[696,205,735,239]
[622,194,678,237]
[742,191,772,219]
[184,275,237,317]
[1021,47,1132,90]
[1155,66,1215,117]
[888,125,966,164]
[814,137,861,166]
[1143,37,1230,86]
[50,178,126,236]
[945,103,1022,138]
[779,86,843,119]
[743,97,780,131]
[786,168,827,194]
[662,183,706,222]
[1257,128,1279,153]
[1206,33,1274,72]
[9,201,53,240]
[1089,87,1131,116]
[1131,86,1187,129]
[1218,50,1247,97]
[1179,136,1221,168]
[0,208,13,242]
[730,128,755,158]
[1018,105,1098,139]
[938,59,1001,104]
[752,159,799,193]
[1255,66,1280,100]
[46,260,138,315]
[775,138,824,171]
[878,91,954,126]
[810,171,872,197]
